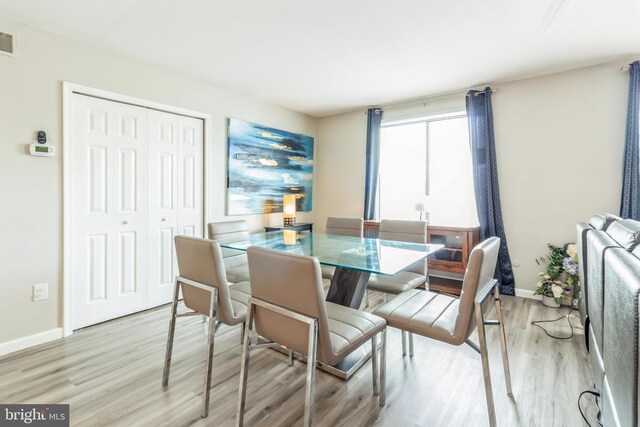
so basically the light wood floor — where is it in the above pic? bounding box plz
[0,293,597,426]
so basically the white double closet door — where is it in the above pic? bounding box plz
[71,94,203,329]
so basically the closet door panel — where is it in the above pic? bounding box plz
[177,116,204,241]
[71,94,149,329]
[148,110,179,307]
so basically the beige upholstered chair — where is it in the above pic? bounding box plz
[373,237,512,427]
[368,220,428,296]
[321,217,364,279]
[163,236,252,418]
[236,247,387,427]
[208,220,251,283]
[367,219,428,352]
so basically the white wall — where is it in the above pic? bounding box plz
[316,62,628,293]
[493,63,626,293]
[0,18,316,344]
[315,110,367,231]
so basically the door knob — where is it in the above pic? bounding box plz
[161,218,167,222]
[123,220,130,225]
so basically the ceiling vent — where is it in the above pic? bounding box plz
[0,31,19,57]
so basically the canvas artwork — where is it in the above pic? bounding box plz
[227,118,314,215]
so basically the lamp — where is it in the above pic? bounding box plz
[283,194,296,226]
[415,202,429,222]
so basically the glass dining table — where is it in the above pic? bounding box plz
[217,229,444,378]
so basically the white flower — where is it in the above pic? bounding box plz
[543,274,551,280]
[552,284,564,299]
[566,243,578,261]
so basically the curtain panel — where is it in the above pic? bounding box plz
[466,87,516,295]
[620,61,640,220]
[364,108,383,222]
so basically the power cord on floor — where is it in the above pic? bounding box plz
[578,390,602,427]
[531,307,576,339]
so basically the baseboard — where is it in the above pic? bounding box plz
[514,288,542,300]
[0,328,64,357]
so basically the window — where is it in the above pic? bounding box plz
[378,112,479,226]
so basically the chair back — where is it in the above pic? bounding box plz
[174,236,239,325]
[379,219,428,275]
[208,220,249,268]
[246,246,334,363]
[455,237,501,340]
[325,217,364,237]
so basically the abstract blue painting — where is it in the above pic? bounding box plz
[227,118,314,215]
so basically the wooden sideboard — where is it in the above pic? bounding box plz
[426,225,480,274]
[363,221,480,295]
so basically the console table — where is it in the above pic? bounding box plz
[264,223,313,233]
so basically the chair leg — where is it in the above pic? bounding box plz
[288,349,294,367]
[236,304,255,427]
[402,330,407,356]
[379,328,387,407]
[475,301,497,427]
[408,332,414,357]
[371,333,379,396]
[201,298,217,418]
[494,286,513,396]
[240,321,246,345]
[303,319,318,427]
[365,290,370,308]
[162,279,181,388]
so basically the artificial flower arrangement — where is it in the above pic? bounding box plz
[534,243,579,307]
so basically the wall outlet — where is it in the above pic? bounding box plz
[32,283,48,301]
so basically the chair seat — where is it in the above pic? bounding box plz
[227,281,251,325]
[373,289,463,345]
[367,272,426,294]
[325,302,386,365]
[321,264,336,279]
[226,264,251,283]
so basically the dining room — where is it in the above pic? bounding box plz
[4,1,640,426]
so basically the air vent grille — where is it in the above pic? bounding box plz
[0,31,18,57]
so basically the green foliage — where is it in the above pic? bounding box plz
[534,242,579,304]
[535,244,567,280]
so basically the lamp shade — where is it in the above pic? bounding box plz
[283,194,296,226]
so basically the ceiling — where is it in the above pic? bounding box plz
[0,0,639,117]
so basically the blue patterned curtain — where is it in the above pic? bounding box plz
[364,108,383,222]
[466,88,515,295]
[620,61,640,220]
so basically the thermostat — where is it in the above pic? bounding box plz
[28,130,56,157]
[30,144,56,157]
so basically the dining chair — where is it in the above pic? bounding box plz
[208,220,251,283]
[236,246,387,427]
[373,237,512,427]
[321,217,364,279]
[163,236,252,418]
[367,219,428,353]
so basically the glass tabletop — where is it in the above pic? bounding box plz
[217,230,444,276]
